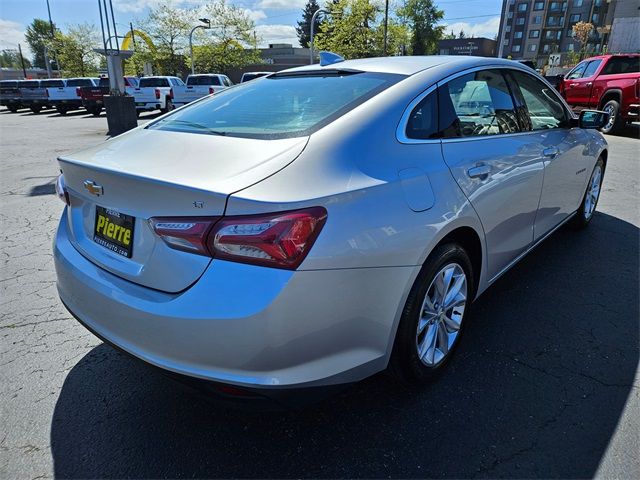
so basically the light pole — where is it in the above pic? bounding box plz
[190,18,211,75]
[309,8,328,64]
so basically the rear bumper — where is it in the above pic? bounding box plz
[54,211,415,390]
[135,102,161,111]
[50,99,82,108]
[82,99,103,108]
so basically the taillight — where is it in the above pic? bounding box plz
[55,174,70,206]
[76,87,81,97]
[149,207,327,269]
[209,87,215,94]
[155,88,160,99]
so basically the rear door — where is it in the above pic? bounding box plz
[507,70,591,239]
[439,68,545,281]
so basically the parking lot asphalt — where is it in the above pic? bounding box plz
[0,107,638,479]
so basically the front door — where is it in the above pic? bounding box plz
[438,69,546,281]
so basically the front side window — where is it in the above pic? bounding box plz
[566,61,588,79]
[148,71,403,139]
[582,59,602,77]
[439,69,520,138]
[510,70,568,130]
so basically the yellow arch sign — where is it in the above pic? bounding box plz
[121,29,157,55]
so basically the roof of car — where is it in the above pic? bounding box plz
[284,55,526,76]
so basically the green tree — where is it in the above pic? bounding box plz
[25,18,58,68]
[296,0,322,48]
[315,0,405,59]
[49,23,99,77]
[397,0,445,55]
[458,29,466,39]
[191,0,261,73]
[0,50,32,69]
[140,0,191,75]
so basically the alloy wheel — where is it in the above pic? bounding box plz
[416,263,467,367]
[604,104,616,131]
[584,164,602,220]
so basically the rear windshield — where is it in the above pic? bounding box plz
[98,77,110,86]
[21,81,40,88]
[601,56,640,75]
[140,77,170,87]
[148,71,404,139]
[242,73,268,82]
[187,76,221,86]
[0,81,18,88]
[41,79,65,87]
[66,78,94,87]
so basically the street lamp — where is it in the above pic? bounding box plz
[309,9,328,64]
[190,18,211,75]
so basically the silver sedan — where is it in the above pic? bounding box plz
[54,55,608,402]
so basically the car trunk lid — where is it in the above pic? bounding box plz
[58,128,308,292]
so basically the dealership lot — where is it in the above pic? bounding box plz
[0,109,638,478]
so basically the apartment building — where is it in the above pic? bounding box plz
[496,0,614,65]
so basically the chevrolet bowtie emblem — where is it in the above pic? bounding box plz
[83,180,104,196]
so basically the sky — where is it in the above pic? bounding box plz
[0,0,503,60]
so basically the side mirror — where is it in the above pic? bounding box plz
[579,109,609,129]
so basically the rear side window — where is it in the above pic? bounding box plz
[439,69,520,138]
[149,71,404,139]
[140,78,169,87]
[41,80,64,87]
[601,56,640,75]
[21,81,40,88]
[66,78,94,87]
[405,91,439,140]
[126,77,139,87]
[187,76,221,86]
[511,70,568,130]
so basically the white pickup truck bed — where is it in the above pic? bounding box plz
[48,78,98,114]
[133,76,184,113]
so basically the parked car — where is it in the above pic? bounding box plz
[132,76,184,114]
[19,79,50,114]
[80,76,139,116]
[0,80,22,112]
[558,54,639,134]
[54,56,608,405]
[172,74,232,107]
[240,71,271,83]
[47,77,98,115]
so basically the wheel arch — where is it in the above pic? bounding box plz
[599,89,622,109]
[431,226,483,297]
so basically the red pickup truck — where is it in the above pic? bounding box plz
[79,76,139,116]
[558,54,639,134]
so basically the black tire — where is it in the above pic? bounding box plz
[389,243,475,384]
[91,106,102,116]
[161,97,173,114]
[56,106,68,115]
[8,105,18,113]
[600,99,623,135]
[30,105,42,114]
[571,157,605,229]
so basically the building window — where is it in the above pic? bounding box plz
[517,3,528,11]
[568,43,574,51]
[534,2,544,10]
[594,0,602,6]
[592,13,599,23]
[508,12,514,19]
[573,0,582,6]
[504,38,510,46]
[512,45,522,53]
[506,25,512,32]
[528,44,537,51]
[570,14,580,23]
[543,44,551,53]
[514,31,523,38]
[516,17,525,25]
[532,15,542,24]
[529,29,540,38]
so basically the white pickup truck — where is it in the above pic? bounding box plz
[132,76,184,114]
[47,77,98,114]
[172,74,233,107]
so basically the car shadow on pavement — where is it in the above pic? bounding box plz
[50,212,639,479]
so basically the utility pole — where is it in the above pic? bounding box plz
[17,44,28,78]
[383,0,389,56]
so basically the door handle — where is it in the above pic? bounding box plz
[468,164,491,179]
[543,147,559,158]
